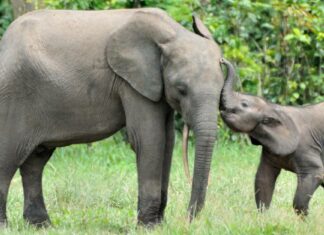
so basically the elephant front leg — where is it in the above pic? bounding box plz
[293,173,321,216]
[159,111,175,221]
[255,153,281,211]
[129,121,166,226]
[122,95,170,226]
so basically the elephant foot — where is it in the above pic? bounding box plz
[294,208,308,220]
[293,204,308,217]
[24,211,51,228]
[137,220,162,229]
[23,201,51,228]
[137,211,163,228]
[25,217,51,228]
[137,197,164,228]
[137,214,162,228]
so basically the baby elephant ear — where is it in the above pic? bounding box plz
[250,109,300,156]
[192,15,213,40]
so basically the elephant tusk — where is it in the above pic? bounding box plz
[182,124,192,185]
[182,124,211,186]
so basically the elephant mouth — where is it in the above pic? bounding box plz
[221,110,259,133]
[220,111,242,132]
[248,122,262,135]
[220,110,231,120]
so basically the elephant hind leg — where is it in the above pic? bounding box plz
[293,173,321,216]
[0,142,33,226]
[20,145,55,227]
[0,162,19,226]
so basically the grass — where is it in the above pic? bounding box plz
[2,134,323,234]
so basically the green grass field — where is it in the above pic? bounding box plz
[2,134,323,234]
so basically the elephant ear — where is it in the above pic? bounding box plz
[106,10,176,102]
[192,15,213,40]
[250,108,300,156]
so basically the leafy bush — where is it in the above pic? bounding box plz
[203,0,323,105]
[0,0,12,37]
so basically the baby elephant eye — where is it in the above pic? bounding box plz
[262,118,270,124]
[262,117,279,126]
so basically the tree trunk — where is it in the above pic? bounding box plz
[10,0,44,19]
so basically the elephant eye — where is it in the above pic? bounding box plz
[241,101,249,108]
[261,117,279,126]
[176,84,187,96]
[262,118,270,124]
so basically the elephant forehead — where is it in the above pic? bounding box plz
[165,56,217,80]
[245,95,267,108]
[168,35,220,60]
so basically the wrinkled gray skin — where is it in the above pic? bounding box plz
[0,9,223,227]
[220,58,324,216]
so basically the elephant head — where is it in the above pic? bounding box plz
[220,58,300,156]
[106,10,223,218]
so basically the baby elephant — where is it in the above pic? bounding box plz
[220,58,324,215]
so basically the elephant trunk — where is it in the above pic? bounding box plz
[220,58,237,110]
[188,101,218,220]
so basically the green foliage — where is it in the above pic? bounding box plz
[0,0,12,37]
[203,0,323,105]
[45,0,111,10]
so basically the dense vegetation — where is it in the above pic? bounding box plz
[0,0,12,36]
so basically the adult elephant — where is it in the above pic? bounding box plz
[0,9,223,227]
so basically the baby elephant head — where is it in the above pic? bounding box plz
[219,58,300,156]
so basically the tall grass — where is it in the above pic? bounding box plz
[2,134,323,234]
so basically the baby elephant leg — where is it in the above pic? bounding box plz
[255,155,281,211]
[293,173,321,216]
